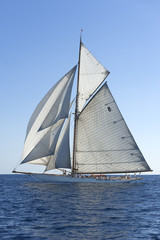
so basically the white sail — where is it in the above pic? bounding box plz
[13,40,152,180]
[21,66,76,165]
[22,119,65,164]
[29,156,54,166]
[78,43,110,112]
[45,115,71,171]
[75,83,151,174]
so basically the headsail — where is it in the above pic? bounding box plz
[21,66,76,166]
[22,119,65,164]
[78,43,110,112]
[75,83,151,174]
[45,114,71,171]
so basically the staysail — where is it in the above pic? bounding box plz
[45,114,71,171]
[74,83,151,174]
[20,66,76,168]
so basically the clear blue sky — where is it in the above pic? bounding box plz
[0,0,159,174]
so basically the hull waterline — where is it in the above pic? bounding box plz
[31,173,141,183]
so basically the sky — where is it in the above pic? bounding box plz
[0,0,159,174]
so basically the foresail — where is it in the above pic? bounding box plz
[75,83,151,174]
[29,156,54,165]
[45,115,71,171]
[26,66,76,136]
[21,66,76,165]
[21,119,65,164]
[55,115,71,169]
[78,43,110,112]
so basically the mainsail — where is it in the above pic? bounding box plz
[20,66,76,169]
[74,83,151,174]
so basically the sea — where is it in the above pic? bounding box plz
[0,174,159,240]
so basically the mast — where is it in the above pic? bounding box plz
[72,36,82,175]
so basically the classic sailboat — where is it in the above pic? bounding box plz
[13,38,152,182]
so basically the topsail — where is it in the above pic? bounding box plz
[78,43,110,112]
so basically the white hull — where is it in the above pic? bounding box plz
[31,173,140,183]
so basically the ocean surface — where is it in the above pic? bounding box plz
[0,174,160,240]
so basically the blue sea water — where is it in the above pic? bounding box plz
[0,174,160,240]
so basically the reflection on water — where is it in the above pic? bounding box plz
[0,175,160,239]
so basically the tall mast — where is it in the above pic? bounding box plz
[72,36,82,175]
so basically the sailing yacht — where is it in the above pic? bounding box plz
[13,39,151,182]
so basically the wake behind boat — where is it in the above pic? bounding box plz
[13,37,152,183]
